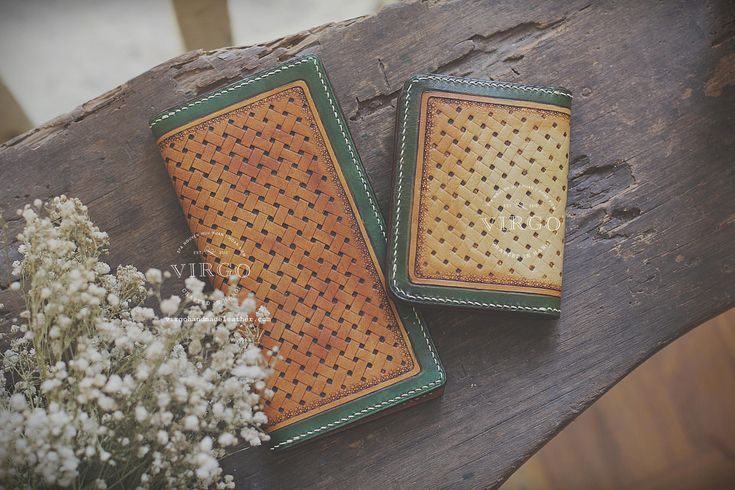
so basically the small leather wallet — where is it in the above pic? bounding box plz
[387,75,572,317]
[150,56,445,449]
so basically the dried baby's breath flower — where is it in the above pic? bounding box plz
[0,196,273,489]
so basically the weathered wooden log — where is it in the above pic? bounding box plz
[1,0,734,487]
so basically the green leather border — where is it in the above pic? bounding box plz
[386,75,572,318]
[150,56,445,450]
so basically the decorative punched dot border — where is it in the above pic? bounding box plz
[152,55,444,449]
[390,74,565,315]
[413,96,567,288]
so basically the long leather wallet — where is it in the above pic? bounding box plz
[387,75,572,317]
[149,56,445,449]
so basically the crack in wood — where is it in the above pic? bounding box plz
[349,90,399,122]
[568,156,635,211]
[378,57,391,91]
[436,16,572,77]
[565,155,646,242]
[163,18,375,96]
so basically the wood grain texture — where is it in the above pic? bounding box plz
[1,0,734,488]
[502,309,735,489]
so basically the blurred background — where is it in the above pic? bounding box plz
[1,1,733,488]
[0,0,381,141]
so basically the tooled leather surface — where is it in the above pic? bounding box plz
[412,94,570,293]
[158,84,415,429]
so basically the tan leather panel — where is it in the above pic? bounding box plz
[409,92,570,296]
[157,81,418,431]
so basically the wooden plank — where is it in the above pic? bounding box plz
[172,0,232,50]
[1,0,734,487]
[503,308,735,489]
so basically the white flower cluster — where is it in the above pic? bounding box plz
[0,196,273,489]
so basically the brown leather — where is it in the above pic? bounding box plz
[156,81,420,432]
[408,91,570,297]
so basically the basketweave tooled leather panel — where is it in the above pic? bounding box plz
[409,92,570,296]
[157,82,418,431]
